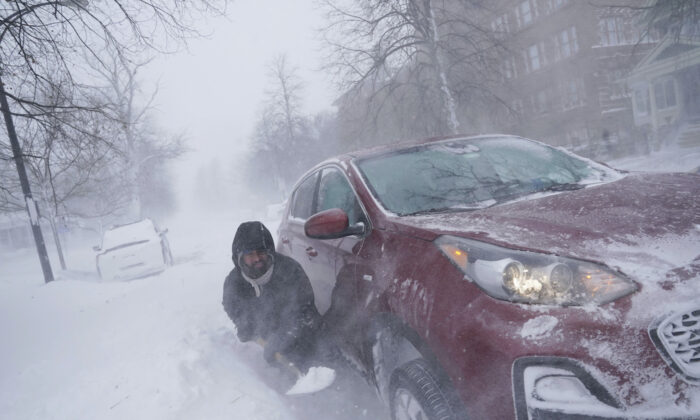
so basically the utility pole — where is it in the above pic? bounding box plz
[0,73,54,283]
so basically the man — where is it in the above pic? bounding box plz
[222,221,321,374]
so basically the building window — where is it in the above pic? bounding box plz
[527,44,540,71]
[502,56,517,79]
[563,78,585,110]
[555,26,578,59]
[571,27,579,53]
[634,87,650,116]
[541,0,569,15]
[539,41,548,67]
[599,17,632,46]
[491,14,509,33]
[516,0,533,28]
[540,0,552,16]
[653,79,677,109]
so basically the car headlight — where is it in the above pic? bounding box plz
[435,235,636,305]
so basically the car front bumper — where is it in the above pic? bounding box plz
[442,299,700,419]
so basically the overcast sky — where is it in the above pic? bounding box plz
[144,0,336,173]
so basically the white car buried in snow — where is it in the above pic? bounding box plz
[94,219,173,281]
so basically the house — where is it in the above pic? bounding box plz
[627,35,700,149]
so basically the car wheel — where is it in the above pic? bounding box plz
[390,359,463,420]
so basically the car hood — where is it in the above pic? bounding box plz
[396,172,700,403]
[397,172,700,292]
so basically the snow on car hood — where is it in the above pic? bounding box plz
[102,219,159,251]
[399,172,700,312]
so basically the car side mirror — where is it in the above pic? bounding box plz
[93,245,101,252]
[305,208,365,239]
[159,228,169,235]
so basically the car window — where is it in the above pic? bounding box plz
[356,136,617,216]
[290,173,318,220]
[317,167,363,225]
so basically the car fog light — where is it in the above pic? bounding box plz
[533,374,595,403]
[522,366,621,416]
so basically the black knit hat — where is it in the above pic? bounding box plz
[231,221,275,267]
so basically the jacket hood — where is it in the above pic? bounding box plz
[231,221,275,268]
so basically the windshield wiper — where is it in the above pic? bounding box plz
[402,207,455,216]
[540,182,585,192]
[402,200,497,216]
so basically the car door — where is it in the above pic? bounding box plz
[313,165,385,371]
[310,166,370,314]
[278,169,343,314]
[278,171,319,284]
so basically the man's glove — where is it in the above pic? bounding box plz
[263,332,295,364]
[262,340,279,364]
[236,322,255,342]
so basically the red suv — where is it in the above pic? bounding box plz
[276,135,700,419]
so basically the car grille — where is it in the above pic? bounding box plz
[651,308,700,381]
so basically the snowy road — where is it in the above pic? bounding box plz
[0,214,387,420]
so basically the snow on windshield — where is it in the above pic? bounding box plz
[356,136,618,216]
[101,219,158,250]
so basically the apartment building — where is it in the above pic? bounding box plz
[489,0,657,158]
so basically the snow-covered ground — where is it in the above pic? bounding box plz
[0,145,698,420]
[608,143,700,173]
[0,212,386,420]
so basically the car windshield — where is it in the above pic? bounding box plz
[356,136,618,216]
[102,219,158,250]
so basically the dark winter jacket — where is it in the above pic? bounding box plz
[222,252,321,358]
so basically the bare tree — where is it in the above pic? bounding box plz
[88,48,185,220]
[611,0,700,42]
[0,0,225,282]
[27,113,111,269]
[249,55,315,198]
[0,81,117,268]
[1,0,225,122]
[321,0,506,143]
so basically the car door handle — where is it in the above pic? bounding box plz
[305,247,318,257]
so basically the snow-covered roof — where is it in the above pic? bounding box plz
[101,219,158,250]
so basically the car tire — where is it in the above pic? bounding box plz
[389,359,464,420]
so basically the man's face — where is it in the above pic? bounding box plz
[242,249,270,271]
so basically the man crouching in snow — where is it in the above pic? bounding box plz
[222,221,322,376]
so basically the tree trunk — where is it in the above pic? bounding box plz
[127,153,142,220]
[48,216,67,270]
[41,181,68,271]
[426,0,460,135]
